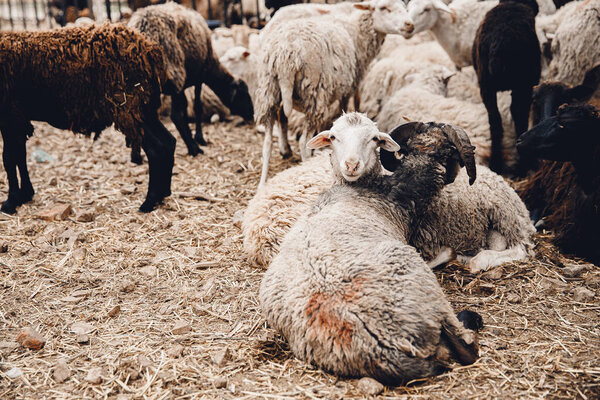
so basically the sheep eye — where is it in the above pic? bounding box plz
[379,6,390,11]
[422,6,431,12]
[329,135,336,141]
[372,137,379,142]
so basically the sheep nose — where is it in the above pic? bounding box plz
[345,160,360,173]
[404,22,414,34]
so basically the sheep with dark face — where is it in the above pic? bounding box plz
[531,64,600,126]
[0,23,173,214]
[128,2,254,160]
[260,113,481,383]
[472,0,541,175]
[517,104,600,264]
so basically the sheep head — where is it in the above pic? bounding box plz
[354,0,415,36]
[380,121,477,185]
[307,112,399,183]
[405,0,456,39]
[227,79,254,122]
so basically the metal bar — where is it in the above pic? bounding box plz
[86,0,94,18]
[60,0,67,26]
[223,0,228,27]
[192,0,197,11]
[207,0,212,20]
[116,0,123,20]
[19,0,26,28]
[43,0,52,28]
[7,0,14,29]
[104,0,111,20]
[255,0,259,26]
[32,0,41,27]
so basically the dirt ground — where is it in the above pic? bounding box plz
[0,119,599,399]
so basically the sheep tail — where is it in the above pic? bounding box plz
[278,73,294,118]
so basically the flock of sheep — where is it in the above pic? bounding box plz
[0,0,599,386]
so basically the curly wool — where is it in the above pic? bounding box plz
[0,23,165,147]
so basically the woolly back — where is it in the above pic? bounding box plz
[0,23,166,147]
[499,0,539,15]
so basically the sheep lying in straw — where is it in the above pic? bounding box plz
[260,113,481,383]
[0,23,174,213]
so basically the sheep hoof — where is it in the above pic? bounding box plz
[188,144,204,157]
[131,153,144,165]
[139,195,163,213]
[18,188,34,205]
[457,310,484,332]
[194,133,207,146]
[281,149,292,159]
[489,158,503,175]
[1,198,18,214]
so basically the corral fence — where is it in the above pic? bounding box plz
[0,0,268,31]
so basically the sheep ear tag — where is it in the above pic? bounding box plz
[307,131,332,149]
[353,2,373,11]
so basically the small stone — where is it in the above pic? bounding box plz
[53,359,71,383]
[120,185,136,195]
[357,377,384,396]
[61,296,83,304]
[48,177,58,186]
[213,377,228,389]
[76,334,90,344]
[573,287,595,302]
[35,204,72,221]
[16,327,46,350]
[120,280,136,293]
[167,344,184,358]
[212,347,231,367]
[107,305,121,318]
[71,321,94,335]
[506,293,521,304]
[139,265,157,278]
[232,210,244,228]
[85,367,103,384]
[0,242,7,253]
[76,212,95,223]
[73,247,87,262]
[172,321,191,335]
[6,367,23,379]
[562,264,590,278]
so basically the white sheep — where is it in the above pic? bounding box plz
[254,0,414,188]
[260,113,481,382]
[547,0,600,85]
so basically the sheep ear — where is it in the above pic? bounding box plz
[307,131,332,149]
[354,2,373,11]
[376,132,401,152]
[433,0,455,16]
[442,68,456,85]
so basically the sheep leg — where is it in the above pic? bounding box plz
[468,244,528,273]
[511,87,536,176]
[0,129,23,214]
[14,135,34,205]
[480,88,504,174]
[278,109,291,159]
[139,117,176,212]
[171,91,202,157]
[193,84,208,146]
[259,123,273,189]
[427,247,456,269]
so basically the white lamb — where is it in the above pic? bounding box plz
[254,0,414,188]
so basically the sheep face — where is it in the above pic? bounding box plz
[530,82,572,126]
[307,113,399,182]
[354,0,415,36]
[219,46,252,78]
[517,104,599,162]
[228,79,254,121]
[405,0,454,38]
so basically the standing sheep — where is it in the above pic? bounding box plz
[260,113,481,383]
[128,3,254,159]
[0,23,173,214]
[472,0,541,174]
[254,0,414,187]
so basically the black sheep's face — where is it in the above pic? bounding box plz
[229,80,254,121]
[518,106,597,162]
[530,83,570,126]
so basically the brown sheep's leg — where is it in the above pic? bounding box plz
[193,85,208,146]
[0,129,22,214]
[511,86,536,176]
[480,88,504,174]
[171,91,202,156]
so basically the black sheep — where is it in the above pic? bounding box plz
[517,104,600,264]
[472,0,541,175]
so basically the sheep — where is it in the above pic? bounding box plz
[255,0,415,187]
[472,0,541,175]
[260,113,481,383]
[516,104,600,264]
[127,3,254,160]
[0,23,174,214]
[547,0,600,86]
[375,67,517,166]
[531,63,600,125]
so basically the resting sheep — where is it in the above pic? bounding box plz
[260,113,481,383]
[472,0,541,174]
[0,23,173,214]
[128,3,254,160]
[254,0,414,187]
[517,104,600,264]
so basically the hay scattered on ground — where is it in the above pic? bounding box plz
[0,119,598,399]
